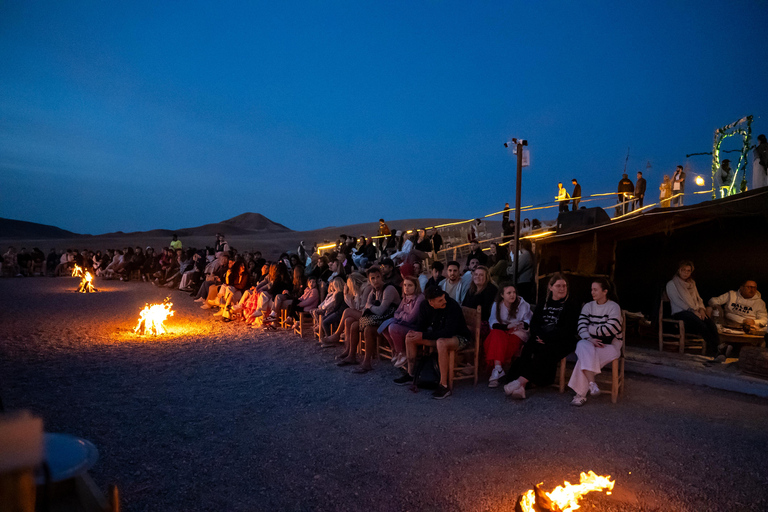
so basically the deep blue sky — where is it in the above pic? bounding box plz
[1,1,766,234]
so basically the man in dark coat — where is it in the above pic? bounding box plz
[616,173,634,216]
[570,179,582,211]
[634,171,647,209]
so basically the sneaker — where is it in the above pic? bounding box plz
[393,354,407,369]
[394,373,413,385]
[489,367,505,382]
[213,310,224,317]
[714,354,726,363]
[431,385,452,400]
[509,384,526,399]
[503,379,522,396]
[200,304,213,310]
[570,394,587,407]
[194,298,205,303]
[588,382,601,396]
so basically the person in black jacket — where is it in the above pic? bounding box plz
[502,272,580,399]
[395,286,471,399]
[571,179,582,211]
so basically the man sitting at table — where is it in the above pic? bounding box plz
[708,280,767,334]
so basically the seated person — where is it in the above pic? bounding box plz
[666,260,719,356]
[567,278,623,406]
[461,265,497,336]
[379,276,425,369]
[395,286,471,400]
[350,267,402,373]
[708,280,767,334]
[311,276,347,335]
[461,257,480,288]
[439,261,468,303]
[412,261,429,291]
[323,273,369,353]
[380,258,403,292]
[271,266,306,321]
[194,253,230,303]
[503,273,580,398]
[465,240,488,267]
[292,277,320,317]
[484,282,532,387]
[488,243,510,285]
[425,261,444,290]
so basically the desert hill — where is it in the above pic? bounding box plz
[0,217,79,240]
[0,214,502,258]
[94,212,292,239]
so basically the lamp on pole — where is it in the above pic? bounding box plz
[504,137,528,287]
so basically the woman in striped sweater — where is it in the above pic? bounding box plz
[568,277,622,406]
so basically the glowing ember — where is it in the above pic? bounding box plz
[77,271,97,293]
[134,298,174,336]
[71,265,83,277]
[516,471,615,512]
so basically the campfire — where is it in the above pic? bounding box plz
[71,265,83,277]
[77,271,97,293]
[134,298,174,336]
[515,471,615,512]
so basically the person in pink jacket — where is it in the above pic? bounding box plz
[379,276,425,369]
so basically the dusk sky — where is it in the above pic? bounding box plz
[1,1,767,235]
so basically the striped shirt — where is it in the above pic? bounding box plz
[578,300,622,343]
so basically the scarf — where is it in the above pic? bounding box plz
[671,275,703,311]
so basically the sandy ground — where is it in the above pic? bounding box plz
[1,277,768,512]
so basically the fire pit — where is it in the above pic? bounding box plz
[77,271,97,293]
[134,298,174,336]
[515,471,615,512]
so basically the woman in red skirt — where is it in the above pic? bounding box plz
[484,282,532,387]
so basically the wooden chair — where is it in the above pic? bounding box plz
[376,334,393,360]
[315,313,337,342]
[658,291,705,354]
[558,310,626,404]
[447,306,481,390]
[293,312,314,339]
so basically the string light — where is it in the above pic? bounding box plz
[711,115,752,199]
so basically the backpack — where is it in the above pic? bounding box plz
[412,352,440,390]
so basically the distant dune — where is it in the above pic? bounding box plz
[0,217,80,240]
[0,213,501,258]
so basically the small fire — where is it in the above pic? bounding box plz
[77,271,97,293]
[516,471,615,512]
[134,298,174,336]
[72,265,83,277]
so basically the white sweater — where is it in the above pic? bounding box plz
[489,298,533,342]
[709,290,767,328]
[578,300,623,345]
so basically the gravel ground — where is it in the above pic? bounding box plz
[1,277,767,512]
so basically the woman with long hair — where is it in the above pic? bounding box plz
[567,277,623,406]
[461,266,498,339]
[312,276,348,336]
[488,243,510,285]
[665,260,719,356]
[322,272,370,354]
[379,275,425,368]
[484,282,532,387]
[271,265,306,321]
[503,272,580,399]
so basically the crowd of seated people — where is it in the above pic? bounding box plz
[12,226,764,406]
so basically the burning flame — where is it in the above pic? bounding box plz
[518,471,615,512]
[72,265,83,277]
[77,271,97,293]
[134,298,174,335]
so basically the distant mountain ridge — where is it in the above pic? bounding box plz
[0,217,80,239]
[0,212,292,240]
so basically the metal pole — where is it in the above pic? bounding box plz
[512,140,525,287]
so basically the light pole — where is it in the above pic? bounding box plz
[504,137,527,286]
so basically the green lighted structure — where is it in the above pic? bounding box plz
[711,115,753,199]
